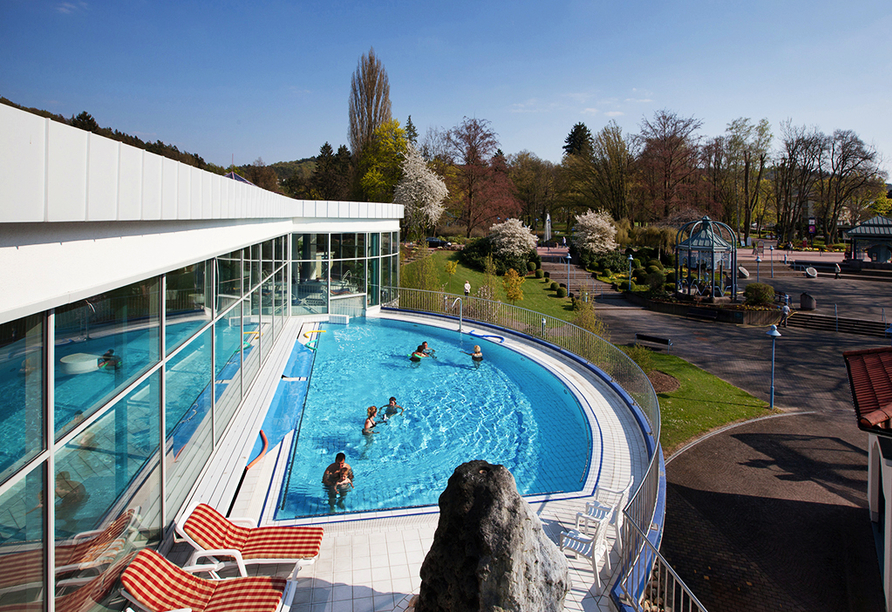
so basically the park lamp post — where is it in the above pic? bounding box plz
[627,254,634,291]
[767,324,781,409]
[566,252,572,293]
[770,245,774,278]
[756,256,762,283]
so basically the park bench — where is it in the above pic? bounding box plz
[635,333,672,351]
[686,308,718,322]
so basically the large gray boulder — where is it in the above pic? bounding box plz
[416,460,570,612]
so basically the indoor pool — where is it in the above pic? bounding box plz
[275,318,593,518]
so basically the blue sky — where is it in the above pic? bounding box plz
[2,0,890,176]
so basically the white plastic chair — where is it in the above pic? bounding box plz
[560,519,612,593]
[584,481,631,550]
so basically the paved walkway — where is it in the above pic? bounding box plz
[592,270,889,611]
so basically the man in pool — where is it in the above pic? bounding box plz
[421,341,436,358]
[322,452,353,510]
[381,397,404,421]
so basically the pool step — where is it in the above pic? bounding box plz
[329,314,350,325]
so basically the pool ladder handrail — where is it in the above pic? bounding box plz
[444,296,463,333]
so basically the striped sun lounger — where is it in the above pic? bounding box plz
[176,502,323,577]
[121,548,293,612]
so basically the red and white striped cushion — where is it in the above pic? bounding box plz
[121,549,287,612]
[183,504,323,561]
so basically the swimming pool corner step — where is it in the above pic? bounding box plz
[328,314,350,325]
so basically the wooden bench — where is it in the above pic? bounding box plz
[686,308,718,322]
[635,333,672,350]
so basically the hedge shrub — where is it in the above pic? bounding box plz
[744,282,775,306]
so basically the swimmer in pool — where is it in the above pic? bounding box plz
[421,341,436,358]
[362,406,379,434]
[463,345,484,368]
[410,345,428,363]
[381,397,404,421]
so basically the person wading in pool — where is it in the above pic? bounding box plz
[380,397,404,421]
[362,406,379,434]
[420,341,436,358]
[322,452,353,510]
[463,345,484,368]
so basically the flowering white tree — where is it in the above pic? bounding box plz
[393,144,448,240]
[573,209,617,254]
[489,218,538,258]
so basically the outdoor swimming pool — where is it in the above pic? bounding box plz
[274,318,595,518]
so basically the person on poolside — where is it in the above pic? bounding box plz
[410,345,428,363]
[381,397,404,421]
[322,452,353,510]
[362,405,379,434]
[463,345,484,368]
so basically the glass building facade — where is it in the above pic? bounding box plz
[0,230,398,610]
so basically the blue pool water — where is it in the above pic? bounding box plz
[275,318,593,518]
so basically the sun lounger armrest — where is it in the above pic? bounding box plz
[280,581,297,612]
[185,549,248,577]
[227,516,257,528]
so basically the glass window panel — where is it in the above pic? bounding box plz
[382,232,392,256]
[356,233,366,258]
[250,244,261,291]
[331,259,365,296]
[330,234,341,259]
[54,278,160,440]
[291,234,305,260]
[335,233,357,259]
[214,303,242,441]
[216,249,243,313]
[367,232,380,257]
[275,235,284,265]
[55,371,161,545]
[0,464,45,607]
[243,290,261,385]
[0,314,43,484]
[368,257,380,306]
[166,329,213,514]
[166,261,213,355]
[262,239,274,282]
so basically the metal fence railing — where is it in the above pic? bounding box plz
[381,286,707,612]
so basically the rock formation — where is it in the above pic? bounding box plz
[416,460,570,612]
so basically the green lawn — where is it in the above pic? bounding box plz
[401,250,773,453]
[648,352,771,454]
[409,250,579,322]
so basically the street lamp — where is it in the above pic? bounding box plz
[766,324,781,409]
[756,256,762,283]
[565,252,572,293]
[627,254,634,291]
[770,245,774,278]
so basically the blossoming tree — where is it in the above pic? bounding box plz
[393,143,448,241]
[489,218,538,259]
[573,210,618,255]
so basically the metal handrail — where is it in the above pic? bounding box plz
[616,520,708,612]
[381,286,702,610]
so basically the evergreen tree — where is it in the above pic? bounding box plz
[405,115,418,145]
[563,122,593,157]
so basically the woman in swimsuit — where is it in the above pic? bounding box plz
[363,406,379,435]
[464,345,483,368]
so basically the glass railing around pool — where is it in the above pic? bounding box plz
[382,286,707,612]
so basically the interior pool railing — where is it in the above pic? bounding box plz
[382,286,707,612]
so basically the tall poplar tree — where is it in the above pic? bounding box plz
[348,47,392,160]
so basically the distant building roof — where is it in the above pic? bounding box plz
[224,171,256,186]
[844,346,892,435]
[844,216,892,239]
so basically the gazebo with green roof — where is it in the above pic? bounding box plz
[675,216,738,299]
[845,215,892,266]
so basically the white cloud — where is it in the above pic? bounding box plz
[581,108,599,115]
[56,2,87,14]
[605,111,625,117]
